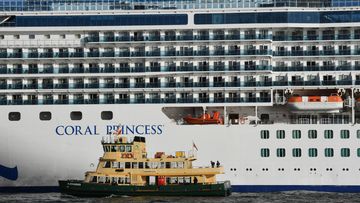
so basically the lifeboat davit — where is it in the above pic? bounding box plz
[183,111,224,125]
[287,94,343,112]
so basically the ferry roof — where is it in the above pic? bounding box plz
[0,0,356,12]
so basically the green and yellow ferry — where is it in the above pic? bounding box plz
[58,135,231,197]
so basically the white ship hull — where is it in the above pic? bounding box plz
[1,104,360,192]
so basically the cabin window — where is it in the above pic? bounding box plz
[178,162,184,168]
[340,130,350,139]
[308,148,318,157]
[103,161,111,168]
[276,148,286,157]
[119,145,125,152]
[357,130,360,139]
[126,145,132,152]
[91,176,97,183]
[70,111,82,120]
[101,111,113,120]
[260,130,270,139]
[112,162,119,168]
[8,112,21,121]
[160,162,165,168]
[139,162,144,169]
[166,162,171,168]
[119,162,125,169]
[111,146,117,152]
[325,148,334,157]
[341,148,350,157]
[357,149,360,157]
[260,148,270,157]
[125,162,131,168]
[324,130,333,139]
[145,162,150,168]
[276,130,285,139]
[292,148,302,157]
[308,130,317,139]
[39,111,52,121]
[292,130,301,139]
[103,146,110,152]
[132,162,138,169]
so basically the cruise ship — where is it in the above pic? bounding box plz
[2,0,360,193]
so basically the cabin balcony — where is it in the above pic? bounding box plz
[85,83,100,89]
[116,98,130,104]
[55,84,69,89]
[85,99,99,104]
[71,67,85,73]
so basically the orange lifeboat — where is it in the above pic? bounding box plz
[183,111,224,125]
[287,94,343,112]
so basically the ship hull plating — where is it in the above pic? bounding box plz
[0,104,360,192]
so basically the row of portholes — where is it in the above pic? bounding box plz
[245,168,353,172]
[8,111,114,121]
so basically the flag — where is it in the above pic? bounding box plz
[192,141,198,151]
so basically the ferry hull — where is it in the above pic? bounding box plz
[58,180,232,197]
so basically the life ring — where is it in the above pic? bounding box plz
[121,153,127,158]
[127,153,133,158]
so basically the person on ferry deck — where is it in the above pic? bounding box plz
[216,161,220,168]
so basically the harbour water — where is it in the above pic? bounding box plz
[1,192,360,203]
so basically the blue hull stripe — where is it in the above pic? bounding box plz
[2,185,360,193]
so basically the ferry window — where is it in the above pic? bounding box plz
[132,162,138,169]
[357,149,360,157]
[324,130,333,139]
[292,130,301,139]
[70,111,82,120]
[340,130,350,139]
[178,162,184,168]
[8,112,21,121]
[119,145,125,152]
[260,130,269,139]
[101,111,113,120]
[39,111,51,121]
[160,162,165,168]
[111,146,117,152]
[103,146,110,152]
[341,148,350,157]
[91,176,97,183]
[276,130,285,139]
[29,34,35,39]
[126,145,132,152]
[308,148,318,157]
[260,148,270,157]
[276,148,286,157]
[308,130,317,139]
[112,162,119,168]
[166,162,171,168]
[125,162,131,169]
[325,148,334,157]
[119,162,125,169]
[292,148,302,157]
[139,162,144,169]
[103,161,111,168]
[357,130,360,139]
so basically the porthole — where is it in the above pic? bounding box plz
[9,112,21,121]
[101,111,113,120]
[70,111,82,120]
[39,111,51,121]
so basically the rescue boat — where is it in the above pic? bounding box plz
[183,111,224,125]
[287,94,343,112]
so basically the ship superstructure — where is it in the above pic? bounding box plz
[2,0,360,193]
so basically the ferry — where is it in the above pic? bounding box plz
[2,0,360,193]
[59,135,231,197]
